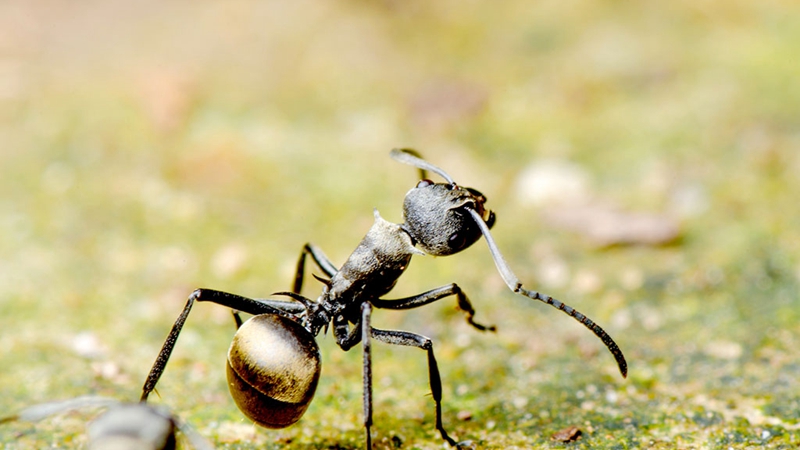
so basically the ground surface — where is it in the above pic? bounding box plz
[1,1,799,449]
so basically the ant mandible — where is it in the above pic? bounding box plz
[140,148,627,448]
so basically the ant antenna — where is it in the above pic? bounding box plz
[465,208,628,377]
[390,148,456,185]
[390,148,627,377]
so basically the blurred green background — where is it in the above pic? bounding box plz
[1,1,799,448]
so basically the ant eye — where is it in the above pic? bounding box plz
[448,232,467,251]
[416,179,434,188]
[466,187,487,203]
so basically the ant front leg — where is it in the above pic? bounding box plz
[293,243,338,294]
[329,308,375,448]
[371,284,496,332]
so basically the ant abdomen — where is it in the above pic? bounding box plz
[226,314,321,428]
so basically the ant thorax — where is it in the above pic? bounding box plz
[325,210,423,318]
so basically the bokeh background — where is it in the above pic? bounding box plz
[2,1,799,448]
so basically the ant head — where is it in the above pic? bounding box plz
[402,180,495,256]
[391,148,496,256]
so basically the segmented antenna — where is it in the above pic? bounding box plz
[391,148,627,377]
[465,208,628,378]
[390,148,456,185]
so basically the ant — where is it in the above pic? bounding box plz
[2,396,212,450]
[140,148,627,448]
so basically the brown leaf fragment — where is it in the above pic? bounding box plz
[551,426,582,442]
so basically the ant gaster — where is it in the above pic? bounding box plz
[140,149,627,448]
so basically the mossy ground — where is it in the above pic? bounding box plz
[1,1,799,449]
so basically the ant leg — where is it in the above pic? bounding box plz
[293,243,338,293]
[141,291,198,402]
[230,299,307,326]
[371,284,496,332]
[361,303,373,449]
[247,298,306,315]
[140,289,298,401]
[370,327,459,447]
[231,311,243,329]
[193,289,300,316]
[332,312,362,352]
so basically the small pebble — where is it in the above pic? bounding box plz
[551,426,582,442]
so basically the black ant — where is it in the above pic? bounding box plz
[140,148,627,448]
[1,396,212,450]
